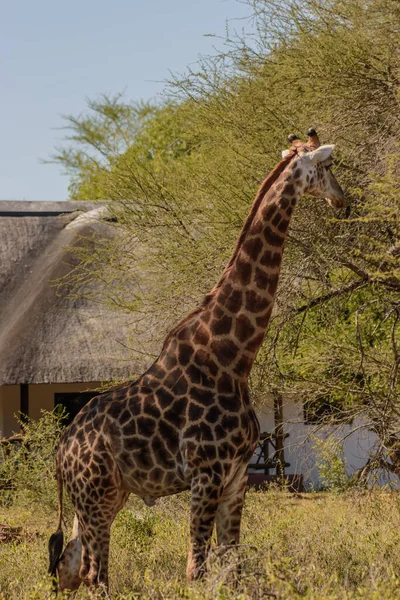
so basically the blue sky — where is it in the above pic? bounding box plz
[1,0,253,201]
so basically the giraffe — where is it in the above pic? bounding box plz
[48,128,345,595]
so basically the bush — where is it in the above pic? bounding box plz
[313,437,350,492]
[0,411,65,509]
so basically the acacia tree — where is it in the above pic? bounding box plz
[54,0,400,479]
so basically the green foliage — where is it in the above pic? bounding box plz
[313,437,350,492]
[2,491,400,598]
[0,411,65,509]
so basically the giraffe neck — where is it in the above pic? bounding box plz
[199,159,303,380]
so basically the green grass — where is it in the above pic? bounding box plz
[1,490,400,599]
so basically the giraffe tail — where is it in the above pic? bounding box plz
[48,458,64,578]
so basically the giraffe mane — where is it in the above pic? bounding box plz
[161,148,298,349]
[210,148,298,292]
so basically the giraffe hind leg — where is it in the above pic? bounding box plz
[215,467,247,547]
[77,488,129,595]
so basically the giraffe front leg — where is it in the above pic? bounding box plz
[186,471,223,580]
[57,514,82,593]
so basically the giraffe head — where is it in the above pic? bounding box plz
[283,128,345,209]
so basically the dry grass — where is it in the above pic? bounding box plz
[1,489,400,599]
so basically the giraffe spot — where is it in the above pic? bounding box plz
[144,401,161,419]
[246,332,265,352]
[268,274,279,295]
[194,324,210,346]
[242,237,263,261]
[178,343,194,366]
[209,360,220,377]
[206,445,217,460]
[129,398,142,416]
[272,213,282,227]
[251,218,263,235]
[201,311,211,325]
[178,327,191,341]
[119,409,131,425]
[233,257,252,285]
[123,421,137,436]
[149,466,164,481]
[106,401,123,420]
[174,374,189,396]
[281,196,291,209]
[278,218,290,233]
[260,250,281,268]
[155,388,174,408]
[284,183,294,196]
[186,364,202,385]
[164,401,185,427]
[225,289,242,313]
[218,443,232,459]
[235,314,255,343]
[262,203,276,221]
[206,405,221,423]
[294,168,302,179]
[233,355,253,376]
[221,415,239,430]
[231,431,245,447]
[151,364,166,380]
[189,403,204,421]
[218,394,240,411]
[162,353,177,370]
[217,282,232,304]
[92,414,104,431]
[286,206,293,216]
[199,370,214,388]
[164,367,183,389]
[254,267,268,290]
[214,303,225,319]
[211,338,239,366]
[211,315,232,336]
[159,420,179,441]
[245,290,270,313]
[190,387,215,406]
[137,416,157,437]
[185,422,213,441]
[217,373,234,394]
[88,430,97,446]
[194,348,208,366]
[263,226,284,246]
[164,470,179,485]
[76,429,85,444]
[113,388,127,401]
[136,452,153,470]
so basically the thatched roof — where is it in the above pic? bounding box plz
[0,201,154,385]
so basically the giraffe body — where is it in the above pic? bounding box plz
[49,130,345,594]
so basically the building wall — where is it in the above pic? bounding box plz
[0,385,20,438]
[254,396,391,489]
[1,385,394,489]
[0,382,101,438]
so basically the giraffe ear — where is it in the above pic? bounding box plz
[281,149,291,158]
[306,144,335,165]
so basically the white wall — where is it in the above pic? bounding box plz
[254,396,396,489]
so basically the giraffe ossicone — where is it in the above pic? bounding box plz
[49,129,345,595]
